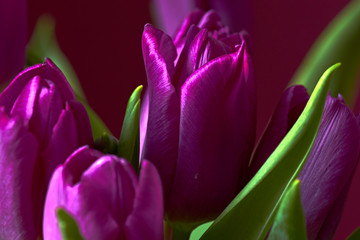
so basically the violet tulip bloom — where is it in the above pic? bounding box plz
[152,0,250,36]
[43,146,164,240]
[0,59,93,239]
[249,85,360,240]
[141,10,255,227]
[0,0,27,82]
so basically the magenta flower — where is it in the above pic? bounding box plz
[151,0,250,36]
[141,10,255,227]
[249,86,360,239]
[0,59,93,239]
[43,146,164,240]
[0,0,27,82]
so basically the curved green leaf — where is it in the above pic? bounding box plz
[347,227,360,240]
[27,15,87,102]
[56,208,84,240]
[94,132,118,154]
[118,85,142,173]
[200,63,340,240]
[190,222,213,240]
[290,0,360,106]
[268,179,307,240]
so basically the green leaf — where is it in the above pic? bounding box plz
[347,227,360,240]
[118,85,143,173]
[200,63,340,240]
[27,15,87,102]
[268,179,307,240]
[190,222,213,240]
[290,0,360,106]
[80,99,111,140]
[94,132,118,154]
[56,207,84,240]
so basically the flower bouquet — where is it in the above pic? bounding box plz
[1,0,360,239]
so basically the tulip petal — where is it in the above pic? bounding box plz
[74,157,137,239]
[168,43,255,223]
[43,166,67,240]
[0,112,39,240]
[0,0,27,82]
[316,175,353,240]
[62,146,104,186]
[298,95,360,240]
[196,10,225,32]
[139,90,149,161]
[41,106,79,183]
[0,59,75,113]
[141,25,180,197]
[125,160,164,240]
[173,28,233,91]
[248,85,309,180]
[66,100,93,146]
[173,9,205,51]
[45,153,125,240]
[124,160,164,240]
[10,76,42,123]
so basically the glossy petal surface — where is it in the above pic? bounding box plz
[141,25,180,197]
[0,112,38,240]
[167,43,255,223]
[44,147,164,240]
[299,95,360,240]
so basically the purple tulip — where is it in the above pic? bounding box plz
[249,86,360,240]
[43,146,164,240]
[141,10,256,227]
[0,59,93,239]
[0,0,27,83]
[151,0,250,36]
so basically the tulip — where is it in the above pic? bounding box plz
[0,0,27,83]
[43,146,164,240]
[151,0,250,36]
[249,86,360,240]
[0,59,93,239]
[141,10,255,227]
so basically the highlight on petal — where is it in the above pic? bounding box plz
[141,24,181,197]
[0,112,39,240]
[167,43,255,223]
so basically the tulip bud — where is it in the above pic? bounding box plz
[249,86,360,239]
[0,59,93,239]
[43,146,164,240]
[141,10,255,228]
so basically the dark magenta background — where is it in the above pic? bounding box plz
[27,0,359,238]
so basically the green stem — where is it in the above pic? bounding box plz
[164,221,192,240]
[172,226,191,240]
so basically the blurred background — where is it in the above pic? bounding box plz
[27,0,357,238]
